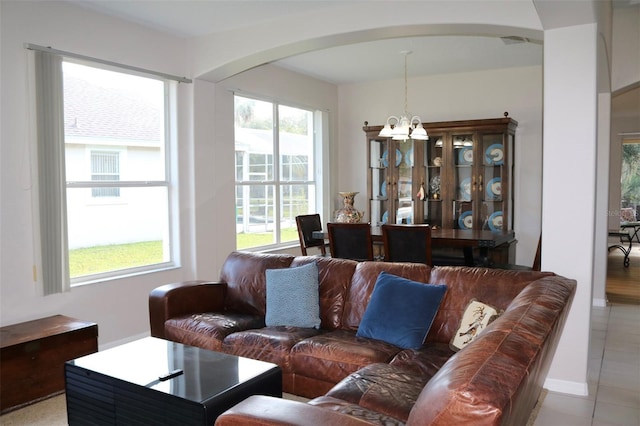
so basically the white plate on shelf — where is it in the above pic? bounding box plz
[458,211,473,229]
[458,147,473,165]
[382,210,389,224]
[459,177,471,201]
[486,177,501,200]
[381,181,387,197]
[405,147,414,167]
[488,211,503,231]
[485,144,504,165]
[381,149,402,167]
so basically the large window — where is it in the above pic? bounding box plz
[62,61,175,283]
[234,95,318,249]
[31,46,186,294]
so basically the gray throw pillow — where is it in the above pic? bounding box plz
[265,261,321,328]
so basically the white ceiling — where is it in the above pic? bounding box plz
[66,0,637,117]
[69,0,544,84]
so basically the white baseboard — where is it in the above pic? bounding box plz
[544,378,589,396]
[592,298,607,307]
[99,331,150,351]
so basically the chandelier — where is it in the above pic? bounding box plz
[378,51,428,141]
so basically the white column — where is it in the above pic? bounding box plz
[542,24,598,395]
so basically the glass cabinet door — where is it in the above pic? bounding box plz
[369,138,390,226]
[452,134,475,229]
[479,132,510,231]
[395,139,414,224]
[423,135,444,227]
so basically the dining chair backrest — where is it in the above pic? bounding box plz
[296,214,327,256]
[382,224,433,265]
[493,234,541,271]
[327,222,374,261]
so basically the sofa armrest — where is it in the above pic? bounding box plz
[215,396,373,426]
[149,280,227,339]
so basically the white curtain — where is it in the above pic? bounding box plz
[34,50,70,295]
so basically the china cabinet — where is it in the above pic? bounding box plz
[364,114,517,232]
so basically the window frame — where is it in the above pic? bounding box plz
[62,59,179,286]
[234,94,320,251]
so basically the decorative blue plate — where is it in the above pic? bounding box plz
[485,144,504,165]
[458,211,473,229]
[382,210,389,224]
[381,149,402,167]
[486,177,501,200]
[381,181,387,198]
[488,211,503,231]
[459,177,471,201]
[405,147,414,167]
[458,147,473,165]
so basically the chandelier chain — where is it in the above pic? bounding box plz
[404,52,408,114]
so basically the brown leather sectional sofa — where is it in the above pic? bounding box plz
[149,251,576,425]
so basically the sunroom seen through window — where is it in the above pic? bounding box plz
[235,95,317,249]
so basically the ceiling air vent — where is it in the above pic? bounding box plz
[500,36,529,45]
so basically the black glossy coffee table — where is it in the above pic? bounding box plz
[65,337,281,425]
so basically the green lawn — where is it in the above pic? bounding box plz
[70,230,299,277]
[69,240,163,277]
[236,228,298,249]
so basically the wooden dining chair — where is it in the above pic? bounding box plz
[295,214,327,256]
[382,224,433,265]
[493,234,542,271]
[327,222,374,261]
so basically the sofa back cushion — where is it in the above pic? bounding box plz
[291,256,358,330]
[342,262,432,330]
[425,267,555,344]
[220,251,295,315]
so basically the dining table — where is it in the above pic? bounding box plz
[313,226,516,267]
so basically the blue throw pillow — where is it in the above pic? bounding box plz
[356,272,447,349]
[265,261,321,328]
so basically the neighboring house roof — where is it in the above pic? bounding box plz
[64,75,162,142]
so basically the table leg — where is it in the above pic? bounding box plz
[463,247,475,267]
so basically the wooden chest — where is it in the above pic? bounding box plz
[0,315,98,413]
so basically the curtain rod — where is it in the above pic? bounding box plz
[25,43,192,84]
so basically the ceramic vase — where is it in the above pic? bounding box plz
[334,192,364,223]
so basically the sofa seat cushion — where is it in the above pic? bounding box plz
[324,363,429,422]
[222,326,325,374]
[308,395,405,426]
[389,343,455,379]
[290,329,401,386]
[164,312,264,351]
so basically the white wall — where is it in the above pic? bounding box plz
[337,66,543,265]
[0,1,195,348]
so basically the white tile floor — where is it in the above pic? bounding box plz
[534,304,640,426]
